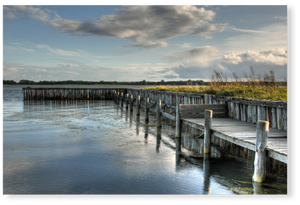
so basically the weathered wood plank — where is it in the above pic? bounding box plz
[181,113,228,118]
[161,111,176,121]
[179,104,227,111]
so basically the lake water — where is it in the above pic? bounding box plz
[3,85,287,195]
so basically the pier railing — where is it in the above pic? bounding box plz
[125,89,287,132]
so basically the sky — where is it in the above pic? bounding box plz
[3,4,288,82]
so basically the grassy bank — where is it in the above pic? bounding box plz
[143,69,287,101]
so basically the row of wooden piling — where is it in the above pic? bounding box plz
[23,88,126,100]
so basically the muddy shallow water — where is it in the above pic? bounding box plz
[3,85,287,194]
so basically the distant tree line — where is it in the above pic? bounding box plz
[3,79,208,86]
[3,79,286,86]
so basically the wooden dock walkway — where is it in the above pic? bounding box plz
[181,117,287,164]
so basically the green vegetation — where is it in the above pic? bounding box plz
[143,68,287,101]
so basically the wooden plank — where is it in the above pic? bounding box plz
[180,108,227,115]
[181,113,228,118]
[230,99,287,108]
[161,111,176,121]
[179,104,227,111]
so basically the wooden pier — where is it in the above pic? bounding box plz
[23,87,287,182]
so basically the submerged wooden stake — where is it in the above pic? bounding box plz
[252,120,269,183]
[204,109,213,154]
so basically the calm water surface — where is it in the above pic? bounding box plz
[3,85,287,194]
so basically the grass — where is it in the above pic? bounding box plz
[142,68,287,101]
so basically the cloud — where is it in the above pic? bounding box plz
[48,5,218,42]
[6,5,227,48]
[124,41,168,49]
[58,63,75,67]
[192,23,228,36]
[3,5,50,21]
[163,74,178,78]
[202,36,213,40]
[35,44,80,56]
[229,26,265,33]
[156,46,287,80]
[164,46,219,66]
[223,48,287,66]
[274,16,287,21]
[224,21,287,52]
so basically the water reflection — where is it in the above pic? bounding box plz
[156,127,161,152]
[203,154,211,194]
[136,116,140,136]
[15,99,287,195]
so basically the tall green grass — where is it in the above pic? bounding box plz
[143,67,287,101]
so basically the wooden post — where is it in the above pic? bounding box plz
[121,92,124,107]
[24,89,27,100]
[126,94,129,110]
[136,95,140,116]
[252,120,269,183]
[145,97,149,122]
[175,95,181,138]
[157,100,161,127]
[130,94,133,112]
[204,109,213,154]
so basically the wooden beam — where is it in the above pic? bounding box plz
[161,111,176,121]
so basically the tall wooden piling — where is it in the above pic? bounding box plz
[253,120,269,183]
[157,100,161,127]
[126,94,129,110]
[121,92,123,107]
[136,95,140,116]
[204,109,213,154]
[145,97,149,122]
[130,94,133,112]
[175,95,181,138]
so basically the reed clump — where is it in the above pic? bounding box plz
[143,67,287,101]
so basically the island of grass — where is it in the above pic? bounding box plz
[143,69,287,101]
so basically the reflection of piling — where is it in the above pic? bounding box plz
[203,154,211,194]
[136,115,140,136]
[253,120,269,183]
[156,127,161,152]
[144,123,149,144]
[175,137,182,166]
